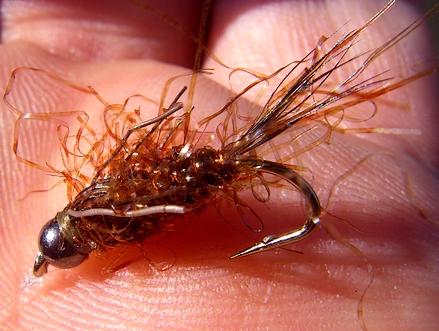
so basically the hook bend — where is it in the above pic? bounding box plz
[230,159,321,259]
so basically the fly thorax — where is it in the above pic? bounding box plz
[190,147,236,187]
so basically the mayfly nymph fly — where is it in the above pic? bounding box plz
[4,1,437,278]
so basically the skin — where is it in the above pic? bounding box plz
[0,0,438,330]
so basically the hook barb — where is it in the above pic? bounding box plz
[230,218,320,259]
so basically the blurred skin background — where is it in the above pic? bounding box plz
[418,0,439,51]
[0,1,438,330]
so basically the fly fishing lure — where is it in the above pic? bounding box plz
[4,1,437,278]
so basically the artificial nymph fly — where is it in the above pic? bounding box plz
[4,1,437,278]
